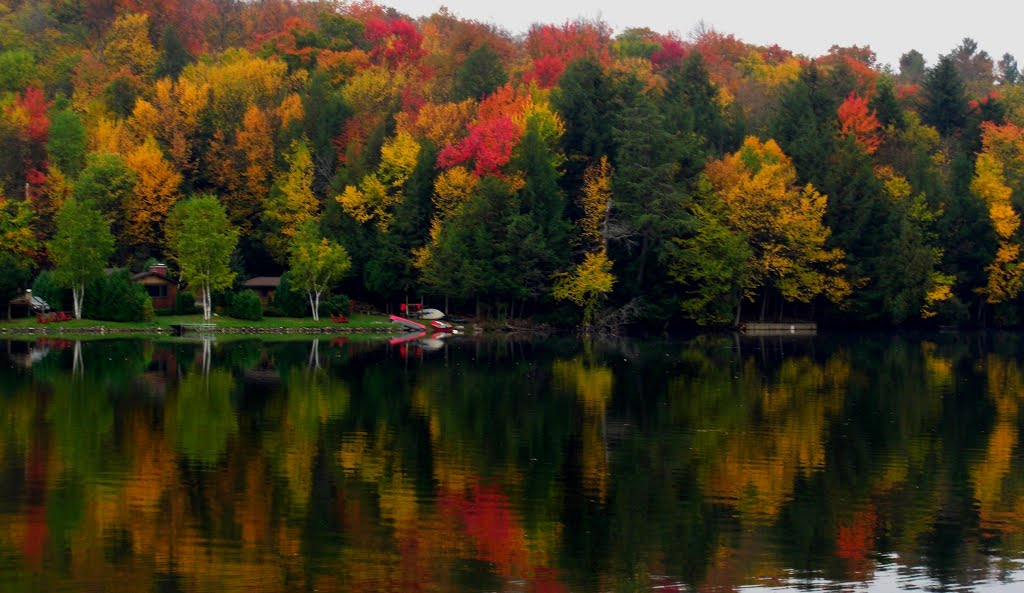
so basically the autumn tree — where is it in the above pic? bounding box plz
[837,93,881,154]
[166,195,239,321]
[104,12,159,79]
[265,139,318,262]
[553,249,615,330]
[577,156,613,252]
[123,136,182,256]
[684,136,850,322]
[0,195,37,264]
[48,199,115,320]
[288,219,351,320]
[129,76,209,178]
[972,123,1024,304]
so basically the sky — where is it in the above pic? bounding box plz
[381,0,1021,70]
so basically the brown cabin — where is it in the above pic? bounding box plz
[243,277,281,306]
[133,264,180,310]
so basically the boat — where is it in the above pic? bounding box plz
[418,308,445,320]
[429,319,454,332]
[389,314,426,331]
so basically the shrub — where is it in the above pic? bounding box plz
[272,272,308,317]
[174,291,197,314]
[324,293,351,317]
[83,270,153,322]
[32,271,67,311]
[229,289,263,321]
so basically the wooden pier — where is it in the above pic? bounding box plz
[171,323,217,336]
[740,322,816,335]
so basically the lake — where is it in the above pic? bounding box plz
[2,332,1024,592]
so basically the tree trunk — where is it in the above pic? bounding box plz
[72,284,83,320]
[201,283,212,321]
[733,289,743,328]
[309,290,321,322]
[636,236,649,285]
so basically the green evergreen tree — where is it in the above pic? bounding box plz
[47,108,87,178]
[512,112,571,301]
[553,58,615,193]
[154,25,192,80]
[771,63,837,186]
[869,75,905,130]
[922,55,968,137]
[452,43,507,101]
[612,77,686,284]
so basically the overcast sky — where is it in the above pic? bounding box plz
[382,0,1020,69]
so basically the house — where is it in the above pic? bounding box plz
[133,264,180,310]
[243,277,281,306]
[7,289,49,319]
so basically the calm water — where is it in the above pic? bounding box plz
[2,333,1024,592]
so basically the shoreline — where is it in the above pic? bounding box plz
[0,325,404,336]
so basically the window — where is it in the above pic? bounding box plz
[146,284,168,298]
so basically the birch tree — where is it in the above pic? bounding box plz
[49,199,114,319]
[167,195,238,321]
[288,220,351,321]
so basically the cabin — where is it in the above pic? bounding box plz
[243,277,281,306]
[7,289,49,319]
[133,264,180,310]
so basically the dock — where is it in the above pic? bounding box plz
[171,323,217,336]
[740,322,816,335]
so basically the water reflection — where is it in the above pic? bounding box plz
[1,334,1024,592]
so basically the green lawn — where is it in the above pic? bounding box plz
[0,313,397,332]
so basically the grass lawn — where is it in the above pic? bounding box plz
[0,313,397,332]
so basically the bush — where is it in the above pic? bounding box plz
[229,289,263,321]
[272,272,308,317]
[174,291,197,314]
[83,270,154,322]
[32,271,66,311]
[324,293,351,317]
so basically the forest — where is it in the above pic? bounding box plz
[1,0,1023,329]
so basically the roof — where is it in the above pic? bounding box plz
[132,271,181,285]
[243,276,281,288]
[9,294,49,310]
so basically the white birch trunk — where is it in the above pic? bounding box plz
[72,284,83,320]
[309,289,322,321]
[201,281,212,321]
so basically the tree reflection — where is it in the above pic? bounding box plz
[2,335,1024,592]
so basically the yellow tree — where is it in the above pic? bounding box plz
[972,122,1024,303]
[129,77,209,176]
[265,139,318,262]
[577,156,612,252]
[337,130,420,231]
[552,250,615,330]
[104,12,159,79]
[700,136,850,316]
[124,136,182,251]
